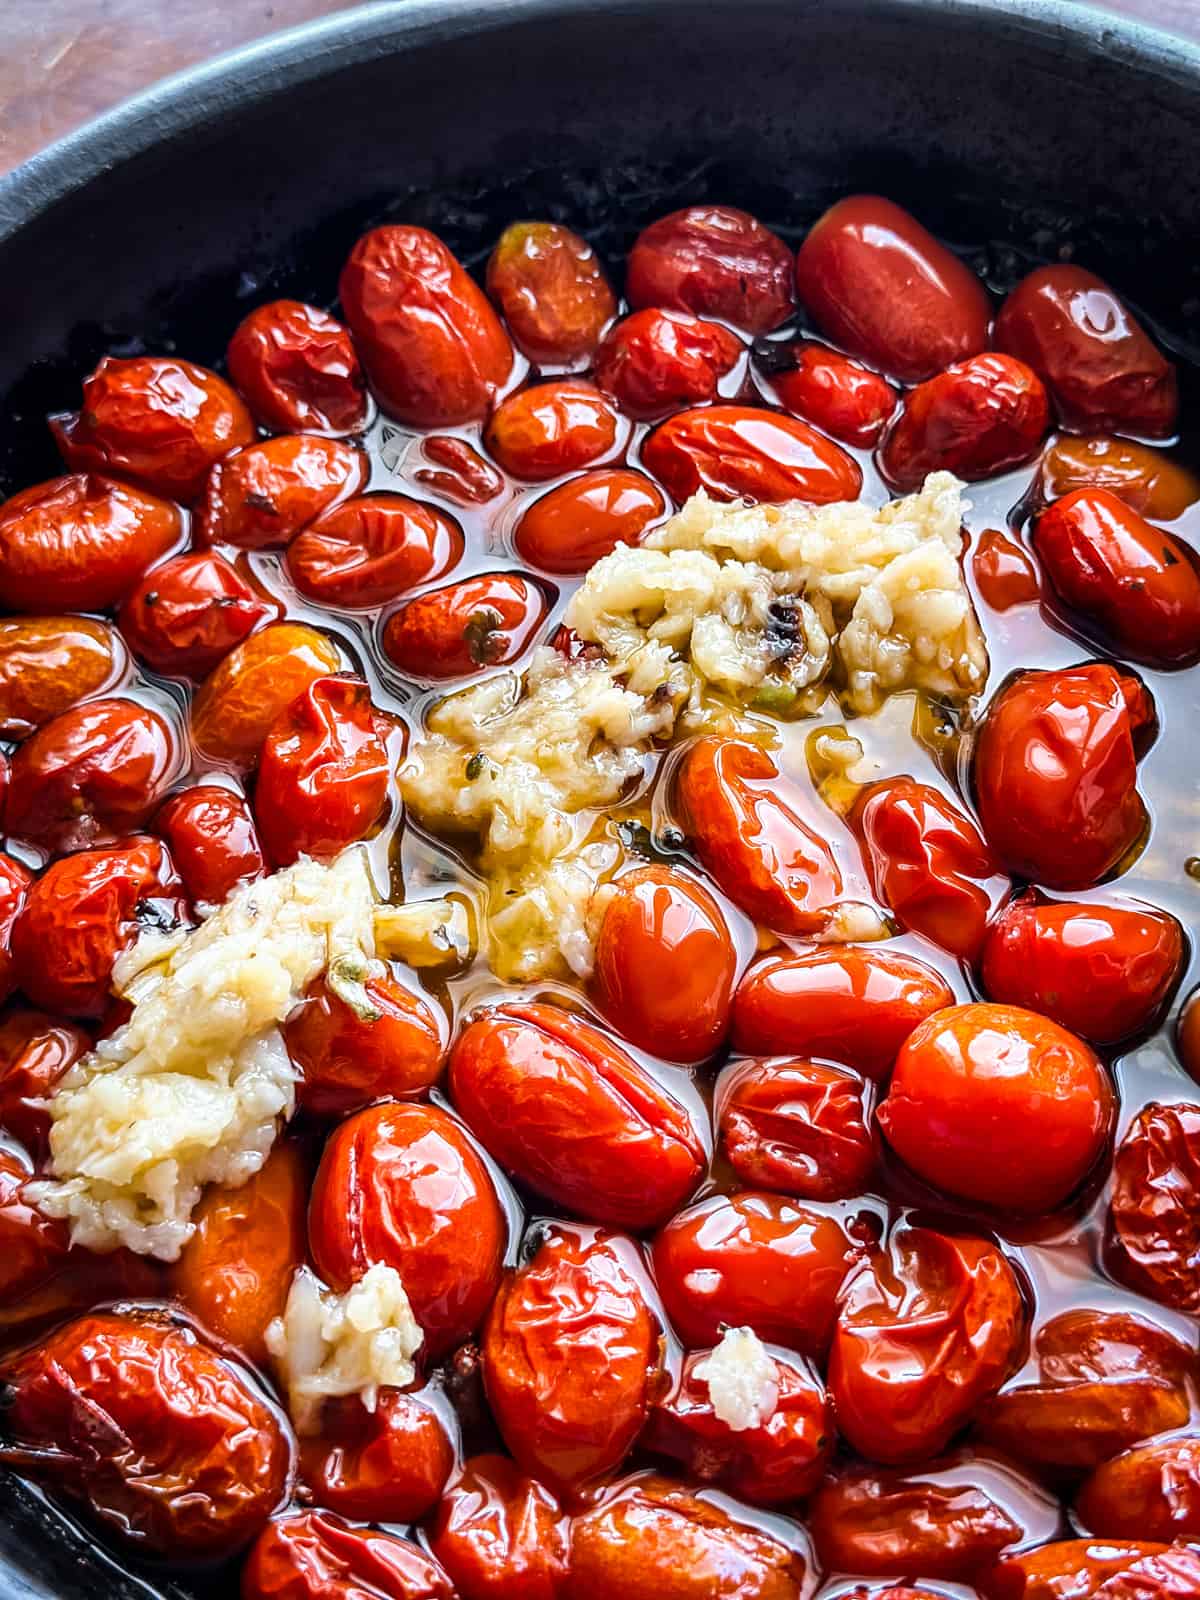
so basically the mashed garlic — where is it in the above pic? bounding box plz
[694,1326,780,1432]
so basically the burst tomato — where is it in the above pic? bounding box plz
[287,492,463,608]
[593,308,742,419]
[643,404,862,505]
[1109,1101,1200,1313]
[0,615,123,737]
[763,339,897,447]
[514,468,665,572]
[717,1057,875,1200]
[0,1008,90,1156]
[410,434,505,505]
[241,1511,455,1600]
[197,435,367,549]
[154,783,265,906]
[428,1453,570,1600]
[880,353,1049,490]
[227,299,368,435]
[119,552,278,680]
[486,221,616,367]
[190,622,341,772]
[382,572,548,679]
[972,527,1041,609]
[300,1391,453,1523]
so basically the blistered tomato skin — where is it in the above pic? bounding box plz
[119,552,279,680]
[154,784,265,906]
[0,1149,70,1299]
[287,492,464,609]
[0,1009,90,1157]
[514,469,666,573]
[1077,1435,1200,1543]
[241,1511,455,1600]
[627,205,796,335]
[197,435,367,549]
[52,355,255,502]
[1109,1101,1200,1313]
[411,435,505,505]
[972,527,1041,610]
[593,308,742,419]
[339,224,514,427]
[486,221,616,368]
[449,1000,704,1229]
[994,264,1178,437]
[484,379,622,481]
[643,404,863,506]
[717,1057,875,1200]
[190,621,341,772]
[1039,434,1200,522]
[879,353,1050,491]
[309,1100,506,1357]
[1089,1547,1200,1599]
[879,1001,1114,1214]
[429,1452,570,1600]
[0,853,32,1003]
[300,1391,453,1523]
[981,891,1184,1045]
[382,573,548,680]
[0,474,181,613]
[0,616,123,737]
[794,195,992,383]
[764,339,898,447]
[980,1540,1175,1600]
[226,299,369,435]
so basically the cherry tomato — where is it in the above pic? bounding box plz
[283,966,444,1116]
[0,616,123,737]
[197,435,367,549]
[154,783,265,906]
[0,473,181,612]
[972,662,1150,890]
[643,405,862,505]
[428,1452,569,1600]
[52,355,255,502]
[120,549,280,681]
[717,1057,875,1200]
[300,1391,453,1523]
[190,621,341,772]
[794,195,991,382]
[981,1540,1175,1600]
[1180,990,1200,1084]
[309,1100,505,1357]
[879,1001,1114,1214]
[241,1511,455,1600]
[626,205,796,335]
[0,1008,90,1156]
[287,492,463,609]
[482,1225,658,1494]
[6,697,180,854]
[1039,435,1200,523]
[486,221,616,367]
[972,527,1041,610]
[1078,1435,1200,1543]
[411,437,504,509]
[1091,1547,1200,1599]
[0,1148,70,1299]
[1109,1101,1200,1313]
[382,573,548,680]
[762,339,897,447]
[593,308,742,419]
[880,353,1049,491]
[731,946,953,1079]
[514,468,666,573]
[449,1000,703,1229]
[227,299,369,435]
[994,265,1178,437]
[339,225,513,426]
[484,379,622,481]
[2,1312,290,1560]
[0,852,31,1003]
[981,891,1184,1045]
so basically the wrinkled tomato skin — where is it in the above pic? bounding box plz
[829,1226,1026,1463]
[994,265,1178,437]
[766,339,898,447]
[241,1511,455,1600]
[428,1452,570,1600]
[1109,1101,1200,1313]
[880,353,1050,491]
[0,1149,70,1299]
[972,663,1149,890]
[284,967,444,1116]
[382,572,548,680]
[254,676,394,866]
[0,1008,90,1156]
[309,1100,506,1357]
[227,299,369,435]
[190,622,341,772]
[6,697,180,855]
[1039,435,1200,523]
[731,946,954,1080]
[651,1190,856,1351]
[1033,487,1200,667]
[0,474,181,613]
[484,379,622,481]
[287,493,463,609]
[154,783,265,906]
[300,1391,453,1524]
[880,1001,1114,1214]
[197,435,367,550]
[0,853,32,1003]
[590,865,736,1062]
[1090,1547,1200,1599]
[643,404,863,505]
[339,225,514,427]
[52,355,255,502]
[482,1227,659,1496]
[4,1312,291,1561]
[411,435,505,505]
[0,616,124,737]
[980,1539,1174,1600]
[119,552,279,680]
[514,468,666,573]
[981,891,1184,1045]
[972,527,1041,610]
[449,1000,704,1229]
[1077,1435,1200,1543]
[716,1056,875,1200]
[627,206,795,335]
[487,222,616,368]
[593,309,742,420]
[794,195,992,383]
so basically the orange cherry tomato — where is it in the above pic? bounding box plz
[794,195,991,383]
[716,1057,875,1200]
[197,435,367,549]
[339,224,513,427]
[154,783,265,906]
[0,474,181,613]
[514,468,666,573]
[994,264,1178,437]
[309,1100,505,1357]
[1077,1434,1200,1543]
[190,621,341,772]
[0,852,32,1004]
[287,492,463,609]
[643,404,862,505]
[763,339,898,447]
[428,1452,569,1600]
[879,353,1049,491]
[226,299,369,435]
[0,1148,70,1299]
[1038,434,1200,523]
[0,616,123,737]
[481,1225,658,1494]
[485,379,622,481]
[972,527,1041,610]
[241,1511,455,1600]
[0,1008,90,1156]
[51,355,255,502]
[382,572,548,680]
[1109,1101,1200,1313]
[486,221,616,367]
[119,551,279,680]
[593,308,742,419]
[626,205,796,335]
[879,1001,1114,1214]
[981,1540,1175,1600]
[300,1391,453,1523]
[448,1000,704,1230]
[410,434,504,505]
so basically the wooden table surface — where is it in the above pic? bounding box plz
[1,0,1198,176]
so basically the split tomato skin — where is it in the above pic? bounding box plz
[593,308,742,419]
[1108,1101,1200,1314]
[196,434,367,550]
[119,551,279,680]
[382,572,548,680]
[626,204,796,335]
[241,1511,455,1600]
[972,526,1041,610]
[765,339,897,447]
[226,298,369,435]
[716,1056,875,1201]
[154,783,265,906]
[486,220,616,368]
[300,1391,454,1524]
[643,404,863,505]
[286,492,463,609]
[0,615,124,737]
[514,468,665,573]
[428,1452,570,1600]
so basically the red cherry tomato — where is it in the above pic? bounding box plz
[484,379,622,481]
[339,225,513,426]
[994,264,1178,437]
[287,492,463,609]
[1077,1435,1200,1543]
[1109,1101,1200,1314]
[227,299,369,435]
[626,205,796,335]
[0,1008,90,1156]
[1091,1547,1200,1599]
[382,573,548,680]
[981,1540,1175,1600]
[643,404,862,505]
[428,1452,570,1600]
[0,852,32,1004]
[487,221,616,367]
[764,339,897,447]
[880,353,1049,491]
[879,1001,1114,1214]
[514,468,666,573]
[794,195,991,383]
[716,1057,875,1200]
[197,435,367,549]
[1039,434,1200,523]
[0,1148,70,1299]
[241,1511,455,1600]
[410,434,505,505]
[119,552,279,680]
[300,1391,453,1523]
[154,783,265,906]
[593,308,742,419]
[972,526,1041,610]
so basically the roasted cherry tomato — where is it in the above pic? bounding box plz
[428,1452,569,1600]
[1181,990,1200,1084]
[880,353,1049,491]
[484,379,622,481]
[301,1391,453,1523]
[2,1312,290,1561]
[972,527,1041,610]
[717,1057,875,1200]
[410,434,505,505]
[794,195,991,382]
[1038,434,1200,523]
[0,474,180,612]
[626,205,795,335]
[0,853,32,1004]
[486,221,616,368]
[973,662,1150,890]
[880,1001,1114,1214]
[643,405,862,505]
[514,468,666,573]
[0,1008,90,1156]
[449,1000,704,1229]
[981,890,1184,1045]
[190,621,341,771]
[339,224,513,426]
[1077,1435,1200,1543]
[241,1511,455,1600]
[154,783,264,906]
[1109,1101,1200,1313]
[310,1100,505,1357]
[119,551,278,680]
[593,308,742,419]
[981,1540,1176,1600]
[0,1148,70,1299]
[762,338,897,447]
[382,573,548,679]
[287,492,463,609]
[52,355,255,502]
[731,946,953,1079]
[227,299,369,435]
[197,435,367,549]
[482,1225,658,1494]
[994,265,1178,437]
[1033,487,1200,667]
[1089,1547,1200,1599]
[0,616,123,737]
